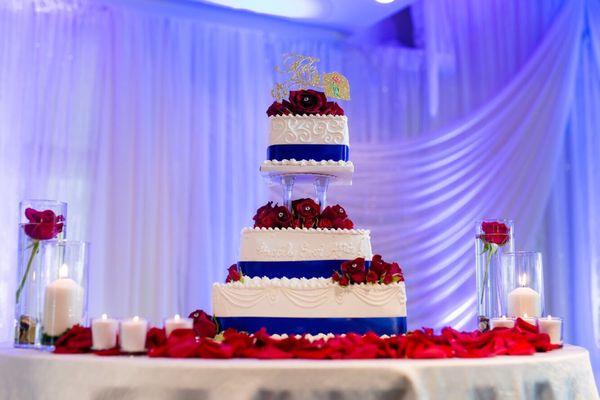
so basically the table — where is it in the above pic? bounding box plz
[0,345,597,400]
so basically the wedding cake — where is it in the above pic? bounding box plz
[212,55,407,335]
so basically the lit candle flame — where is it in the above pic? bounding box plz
[59,263,69,279]
[101,313,108,320]
[133,316,139,322]
[547,315,552,319]
[174,314,181,321]
[518,273,528,287]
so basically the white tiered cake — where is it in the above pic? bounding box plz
[212,56,406,335]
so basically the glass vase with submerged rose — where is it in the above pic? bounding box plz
[14,200,66,348]
[475,219,514,331]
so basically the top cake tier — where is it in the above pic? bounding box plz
[261,90,354,183]
[267,114,349,162]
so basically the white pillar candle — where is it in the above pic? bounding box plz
[165,314,193,337]
[119,316,148,353]
[92,314,119,350]
[490,316,515,329]
[538,315,562,344]
[42,264,84,337]
[507,274,541,318]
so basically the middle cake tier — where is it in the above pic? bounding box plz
[238,227,373,279]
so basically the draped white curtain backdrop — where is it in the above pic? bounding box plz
[0,0,598,378]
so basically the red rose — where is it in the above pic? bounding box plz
[366,270,378,283]
[319,205,353,230]
[317,218,333,229]
[370,255,387,276]
[289,90,327,115]
[273,205,293,228]
[253,202,276,228]
[478,221,510,246]
[266,100,292,117]
[292,198,320,228]
[331,271,341,282]
[23,208,64,241]
[146,327,167,350]
[226,264,242,283]
[53,325,92,354]
[339,276,349,286]
[292,198,320,219]
[341,257,367,284]
[320,101,345,116]
[188,309,217,338]
[321,205,347,220]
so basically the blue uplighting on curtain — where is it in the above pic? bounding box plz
[0,0,597,383]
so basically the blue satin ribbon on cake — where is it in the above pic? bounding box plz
[238,260,371,279]
[267,144,349,162]
[216,316,407,336]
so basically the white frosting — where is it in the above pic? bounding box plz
[239,227,372,261]
[212,277,407,318]
[269,115,349,146]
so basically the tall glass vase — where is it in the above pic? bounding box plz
[475,219,514,331]
[14,200,67,348]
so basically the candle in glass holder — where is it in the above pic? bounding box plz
[538,315,562,344]
[92,313,118,350]
[119,316,148,353]
[507,273,541,318]
[165,314,193,337]
[42,264,84,337]
[490,316,515,329]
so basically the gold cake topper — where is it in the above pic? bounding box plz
[272,54,350,102]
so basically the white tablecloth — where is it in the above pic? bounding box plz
[0,345,596,400]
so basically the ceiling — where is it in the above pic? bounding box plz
[195,0,415,33]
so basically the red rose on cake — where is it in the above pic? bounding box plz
[266,100,293,117]
[340,258,367,284]
[226,264,242,283]
[318,205,354,230]
[332,255,404,286]
[292,198,320,228]
[320,101,345,116]
[289,89,327,114]
[252,202,294,229]
[266,90,345,116]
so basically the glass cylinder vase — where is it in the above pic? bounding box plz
[14,200,67,348]
[475,218,514,331]
[502,251,544,319]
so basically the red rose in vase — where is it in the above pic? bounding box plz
[478,221,510,246]
[226,264,242,283]
[23,208,64,240]
[188,310,217,339]
[16,208,66,305]
[289,90,327,115]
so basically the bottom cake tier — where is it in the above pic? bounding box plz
[212,277,407,335]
